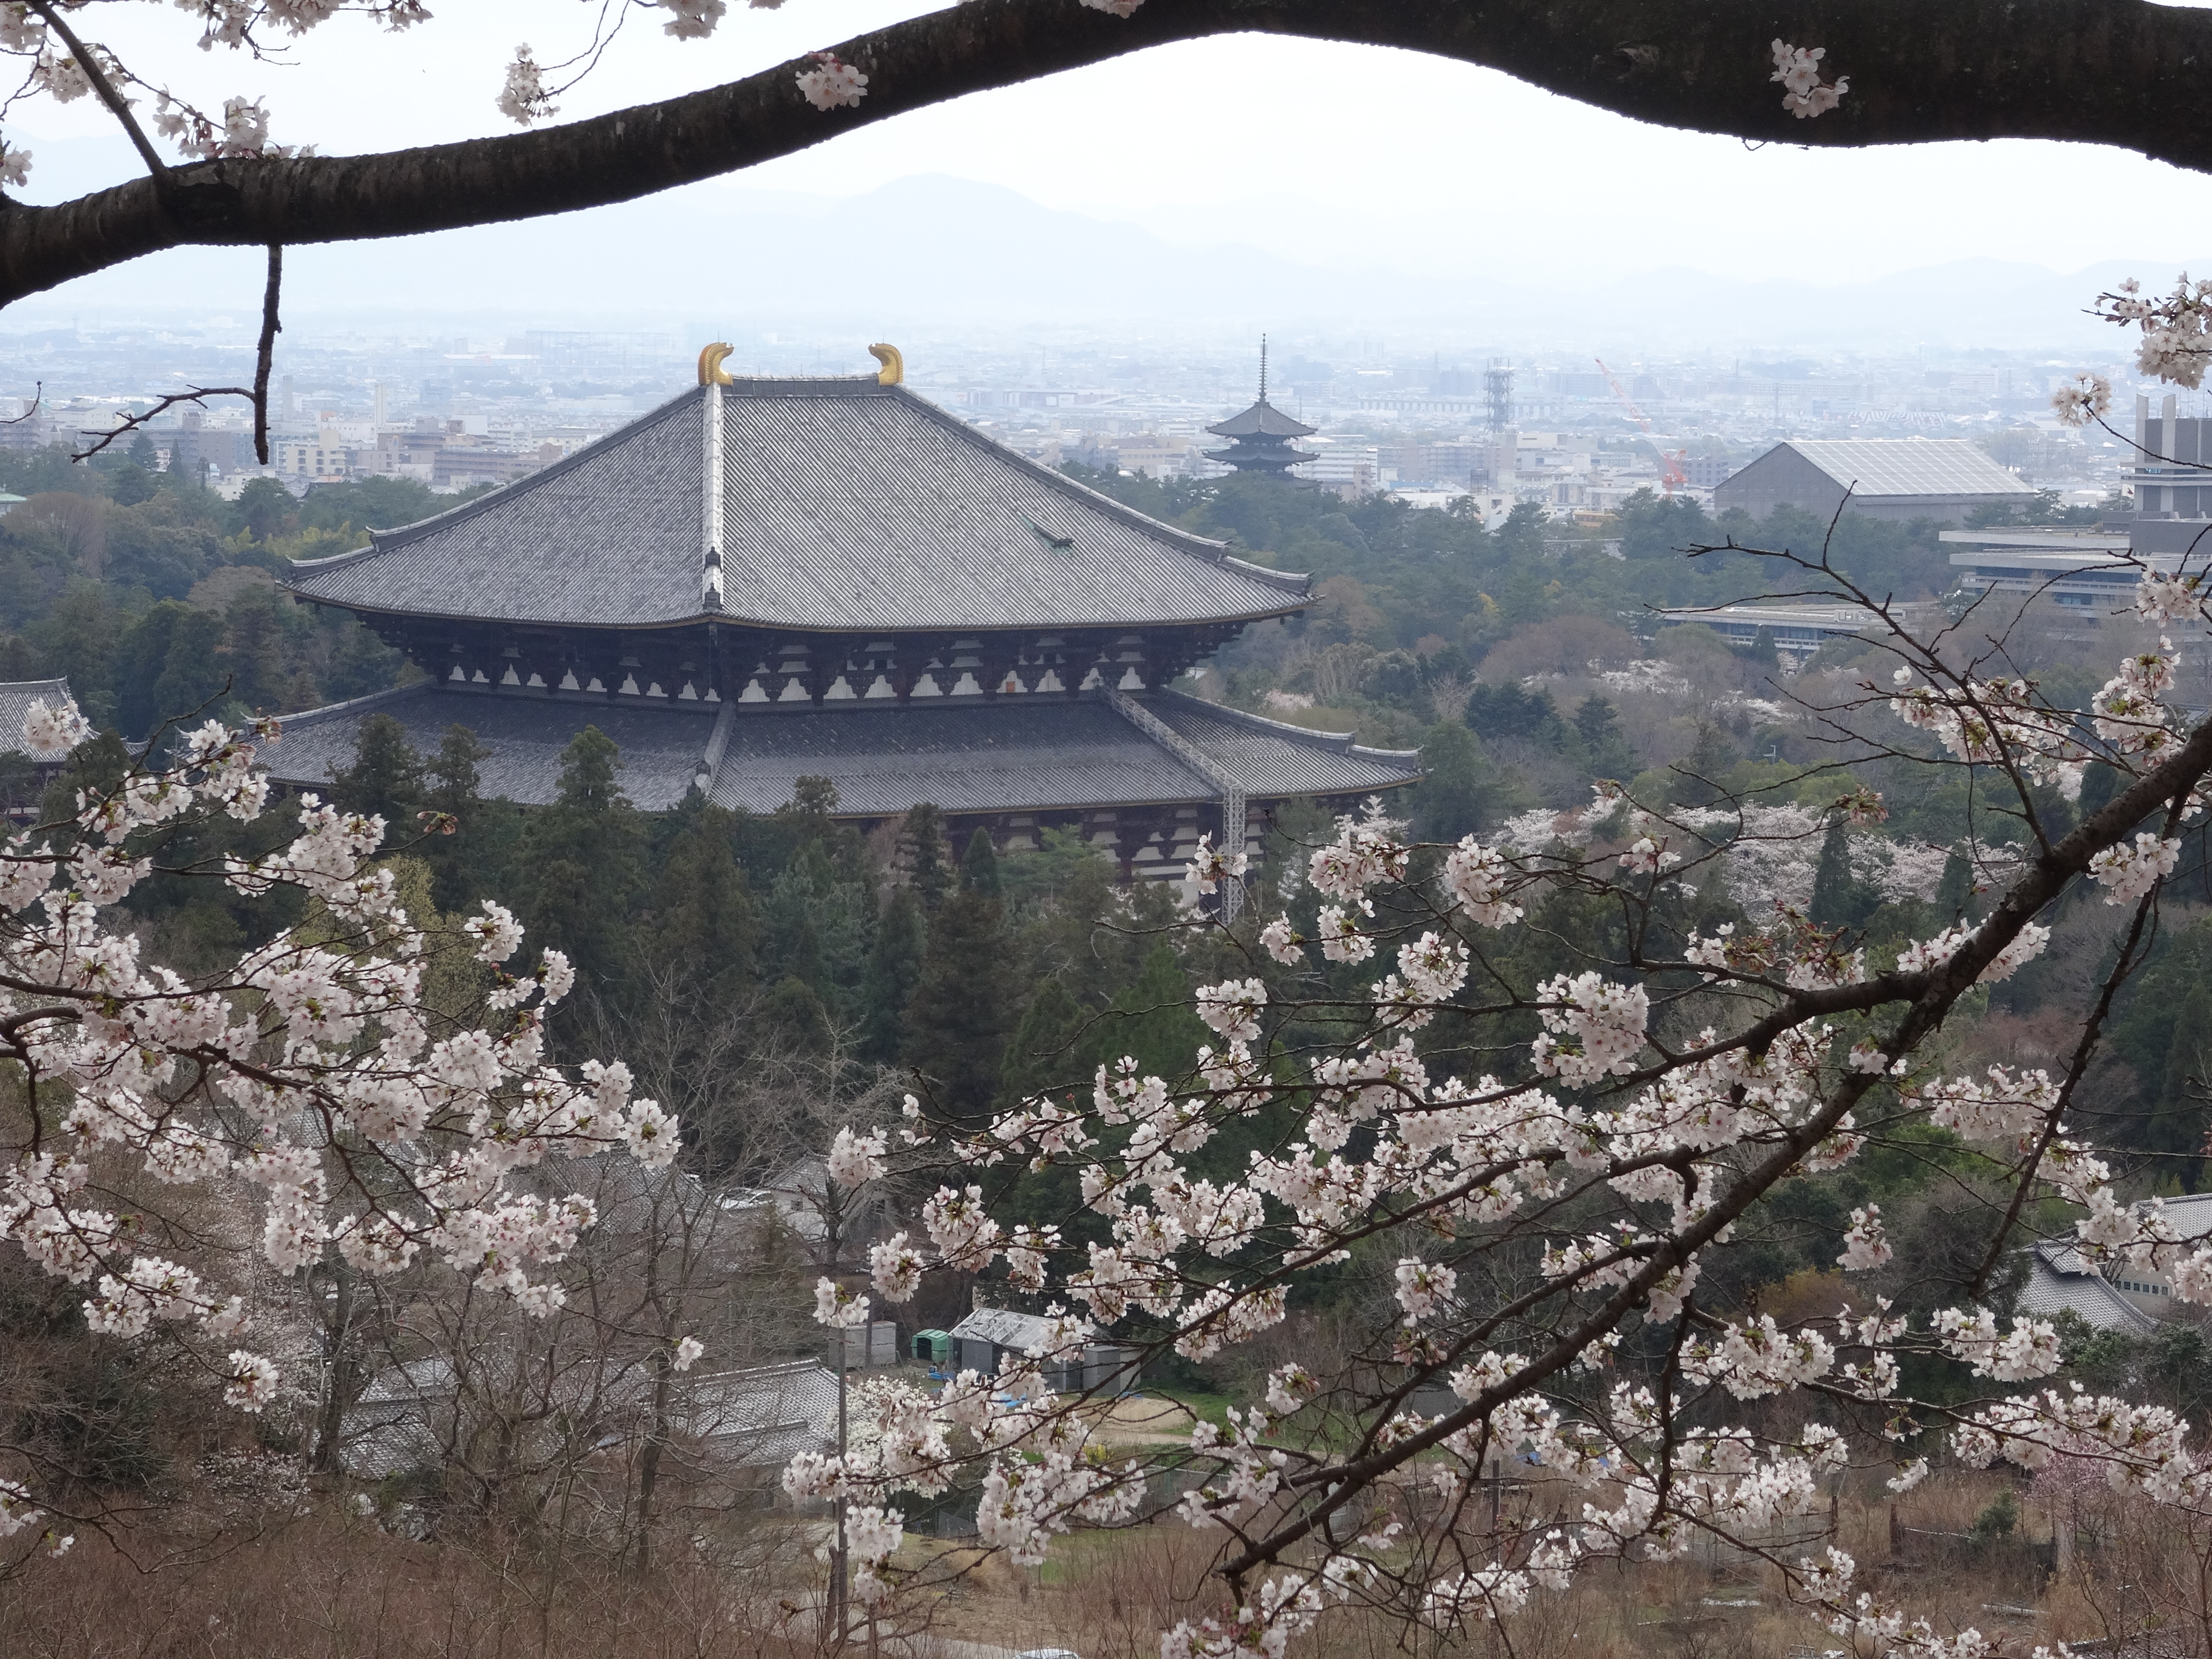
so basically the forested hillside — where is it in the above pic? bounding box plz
[0,442,475,737]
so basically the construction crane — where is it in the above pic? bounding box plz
[1595,357,1688,496]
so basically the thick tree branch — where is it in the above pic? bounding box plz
[5,0,2212,305]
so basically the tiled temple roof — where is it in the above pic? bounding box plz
[261,686,1420,816]
[286,380,1309,634]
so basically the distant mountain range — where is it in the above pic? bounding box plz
[0,137,2177,353]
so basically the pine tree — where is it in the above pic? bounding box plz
[519,726,643,996]
[861,886,926,1065]
[903,836,1014,1123]
[646,797,757,990]
[901,803,955,913]
[331,713,425,833]
[1935,844,1973,921]
[422,722,502,912]
[1809,816,1857,928]
[960,827,1001,898]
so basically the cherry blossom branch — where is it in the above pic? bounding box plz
[1964,803,2173,1297]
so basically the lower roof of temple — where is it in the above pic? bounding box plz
[262,686,1421,818]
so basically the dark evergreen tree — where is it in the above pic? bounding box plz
[148,607,232,737]
[1809,816,1857,928]
[1934,844,1973,920]
[331,713,425,834]
[903,836,1014,1123]
[422,722,501,912]
[959,827,1001,898]
[1078,943,1209,1083]
[518,725,643,997]
[1409,723,1515,842]
[1571,695,1636,782]
[764,974,833,1054]
[2147,981,2212,1178]
[645,797,757,991]
[861,886,926,1065]
[1671,720,1738,808]
[1464,681,1564,745]
[901,803,955,913]
[221,589,288,713]
[999,974,1087,1108]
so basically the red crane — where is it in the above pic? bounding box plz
[1595,357,1688,495]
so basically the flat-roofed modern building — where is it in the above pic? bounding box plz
[1939,526,2185,613]
[1713,438,2037,525]
[270,348,1420,885]
[1656,602,1899,660]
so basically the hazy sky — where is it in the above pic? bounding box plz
[11,0,2212,297]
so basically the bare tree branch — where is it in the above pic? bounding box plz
[72,387,251,462]
[71,244,281,463]
[252,242,279,466]
[5,0,2212,305]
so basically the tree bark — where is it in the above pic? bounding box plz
[2,0,2209,306]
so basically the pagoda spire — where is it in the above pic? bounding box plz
[1205,335,1316,475]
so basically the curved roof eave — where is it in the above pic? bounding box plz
[278,593,1318,633]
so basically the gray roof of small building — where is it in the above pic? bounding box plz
[0,678,73,757]
[2016,1240,2154,1333]
[285,380,1309,633]
[950,1306,1064,1353]
[261,685,1420,816]
[1765,439,2037,501]
[1206,397,1318,440]
[672,1360,839,1467]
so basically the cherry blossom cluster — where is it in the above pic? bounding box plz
[1932,1307,2064,1382]
[1953,1387,2212,1506]
[1179,831,1248,910]
[1770,39,1848,119]
[1530,972,1649,1084]
[2089,830,2183,904]
[2050,371,2113,429]
[2093,275,2212,390]
[796,51,868,112]
[2,699,682,1444]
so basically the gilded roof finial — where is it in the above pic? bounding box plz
[697,342,734,386]
[868,343,904,386]
[1259,334,1268,402]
